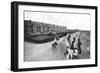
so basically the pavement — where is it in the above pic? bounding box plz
[24,36,66,61]
[24,31,90,62]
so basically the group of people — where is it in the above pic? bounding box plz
[52,32,82,60]
[64,33,82,59]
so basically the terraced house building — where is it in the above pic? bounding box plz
[24,20,67,37]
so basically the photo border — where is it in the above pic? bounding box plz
[11,1,98,72]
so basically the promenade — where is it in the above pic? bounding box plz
[24,36,66,61]
[24,31,90,61]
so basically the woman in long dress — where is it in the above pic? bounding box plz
[64,34,73,59]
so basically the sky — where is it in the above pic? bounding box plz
[24,11,91,30]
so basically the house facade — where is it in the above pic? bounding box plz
[24,20,67,37]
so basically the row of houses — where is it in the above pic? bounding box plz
[24,20,67,37]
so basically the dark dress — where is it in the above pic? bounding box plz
[70,41,75,50]
[77,39,82,54]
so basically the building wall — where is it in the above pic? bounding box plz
[24,20,67,36]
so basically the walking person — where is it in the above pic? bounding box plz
[70,37,79,59]
[64,46,69,60]
[64,34,73,59]
[67,33,71,44]
[52,35,59,48]
[77,39,82,54]
[70,37,76,50]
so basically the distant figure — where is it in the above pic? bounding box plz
[87,47,90,53]
[86,47,90,58]
[77,39,82,54]
[65,34,70,47]
[70,37,76,50]
[56,35,59,41]
[52,35,59,48]
[64,46,69,60]
[67,33,71,44]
